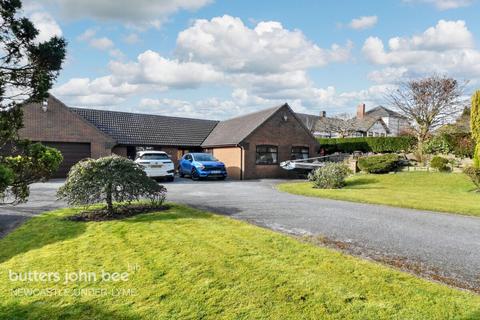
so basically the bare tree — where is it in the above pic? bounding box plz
[386,75,466,146]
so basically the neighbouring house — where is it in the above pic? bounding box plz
[361,104,410,136]
[19,95,319,179]
[298,103,409,138]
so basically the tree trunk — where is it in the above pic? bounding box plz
[415,125,431,164]
[106,182,114,215]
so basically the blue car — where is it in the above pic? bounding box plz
[178,153,227,180]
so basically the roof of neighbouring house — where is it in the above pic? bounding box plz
[365,106,407,119]
[201,104,287,147]
[70,107,219,147]
[352,117,390,133]
[297,112,391,134]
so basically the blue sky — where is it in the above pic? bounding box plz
[23,0,480,119]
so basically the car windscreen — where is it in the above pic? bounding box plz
[194,154,217,161]
[140,153,170,160]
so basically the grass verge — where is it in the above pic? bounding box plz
[0,203,479,319]
[278,172,480,217]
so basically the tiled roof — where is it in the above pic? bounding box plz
[297,113,390,134]
[201,104,287,147]
[71,108,219,147]
[352,116,390,133]
[366,106,407,119]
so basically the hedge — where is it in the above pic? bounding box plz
[318,136,416,154]
[357,154,400,174]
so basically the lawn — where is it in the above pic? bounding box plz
[278,172,480,217]
[0,204,479,319]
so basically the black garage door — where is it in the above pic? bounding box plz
[42,142,91,178]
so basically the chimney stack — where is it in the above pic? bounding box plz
[356,103,365,119]
[320,111,326,118]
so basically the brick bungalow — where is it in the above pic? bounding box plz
[20,95,319,179]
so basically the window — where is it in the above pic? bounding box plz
[193,153,218,162]
[291,146,309,160]
[256,145,278,165]
[140,153,170,160]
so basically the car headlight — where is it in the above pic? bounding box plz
[196,163,205,170]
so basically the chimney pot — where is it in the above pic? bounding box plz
[357,103,365,119]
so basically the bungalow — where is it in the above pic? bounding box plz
[19,95,319,179]
[297,103,409,138]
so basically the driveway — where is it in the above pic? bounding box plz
[1,178,479,292]
[0,180,66,238]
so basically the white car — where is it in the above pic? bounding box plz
[134,151,175,182]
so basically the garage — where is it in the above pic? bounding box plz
[41,142,91,178]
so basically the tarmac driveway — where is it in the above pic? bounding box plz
[1,178,479,292]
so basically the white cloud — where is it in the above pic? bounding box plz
[367,67,409,84]
[52,76,139,106]
[46,0,212,28]
[78,28,96,41]
[123,33,140,45]
[404,0,473,10]
[176,15,351,74]
[109,50,223,88]
[349,16,378,30]
[30,11,62,42]
[138,97,239,120]
[54,16,357,116]
[78,29,124,59]
[89,37,114,50]
[362,20,480,77]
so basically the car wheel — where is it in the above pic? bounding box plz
[179,167,184,178]
[191,168,200,180]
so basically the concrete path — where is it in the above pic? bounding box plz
[1,178,479,291]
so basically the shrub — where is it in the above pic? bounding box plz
[57,156,167,215]
[357,154,400,174]
[463,166,480,192]
[422,133,475,158]
[0,164,13,196]
[423,135,452,155]
[308,162,352,189]
[452,134,475,158]
[2,143,63,203]
[318,136,416,154]
[430,156,450,172]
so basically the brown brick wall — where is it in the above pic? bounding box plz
[112,146,128,157]
[19,95,115,158]
[241,106,319,179]
[159,147,181,167]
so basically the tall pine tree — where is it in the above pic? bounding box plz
[0,0,66,203]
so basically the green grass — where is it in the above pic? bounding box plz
[0,204,479,319]
[278,172,480,217]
